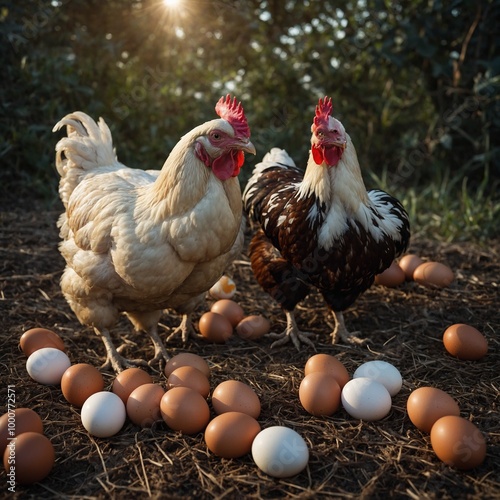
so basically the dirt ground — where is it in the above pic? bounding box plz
[0,207,499,499]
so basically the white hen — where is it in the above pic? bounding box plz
[54,95,255,372]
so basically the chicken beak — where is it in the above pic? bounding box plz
[323,137,347,150]
[238,139,256,155]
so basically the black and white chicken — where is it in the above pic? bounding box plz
[243,97,410,349]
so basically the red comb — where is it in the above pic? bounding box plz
[215,94,250,137]
[313,96,333,129]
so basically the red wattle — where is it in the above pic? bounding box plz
[312,145,343,166]
[212,150,241,181]
[237,150,244,168]
[324,146,342,166]
[312,145,323,165]
[197,147,244,180]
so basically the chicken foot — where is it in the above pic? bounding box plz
[330,311,365,344]
[95,327,148,373]
[166,313,197,343]
[268,310,316,351]
[147,323,171,367]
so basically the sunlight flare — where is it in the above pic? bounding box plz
[163,0,182,9]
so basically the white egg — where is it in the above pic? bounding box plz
[209,275,236,299]
[251,426,309,478]
[26,347,71,385]
[81,391,126,438]
[341,378,392,421]
[353,360,402,396]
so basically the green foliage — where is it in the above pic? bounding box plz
[0,0,498,240]
[371,166,500,243]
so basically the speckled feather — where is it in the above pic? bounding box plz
[243,147,410,313]
[249,228,311,312]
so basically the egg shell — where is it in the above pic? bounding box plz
[164,352,210,379]
[252,426,309,478]
[236,315,271,340]
[341,378,392,421]
[304,354,350,389]
[112,367,153,404]
[374,262,406,287]
[204,411,261,458]
[61,363,105,408]
[353,360,403,396]
[398,254,424,280]
[198,312,233,343]
[406,387,460,433]
[26,347,71,385]
[160,387,210,435]
[430,416,486,470]
[209,275,236,299]
[443,324,488,360]
[81,391,126,437]
[413,261,454,288]
[299,372,341,416]
[20,327,66,356]
[3,431,54,485]
[212,380,261,419]
[210,299,245,327]
[126,383,165,427]
[167,366,210,398]
[0,408,43,456]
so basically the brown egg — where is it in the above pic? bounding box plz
[212,380,261,418]
[398,254,424,280]
[3,432,54,485]
[0,408,43,456]
[20,328,66,356]
[236,315,271,340]
[210,299,245,327]
[126,383,165,427]
[443,324,488,360]
[198,312,233,343]
[164,352,210,379]
[204,411,261,458]
[407,387,460,433]
[374,261,406,287]
[299,372,341,416]
[304,353,350,389]
[61,363,104,408]
[413,261,454,288]
[167,366,210,398]
[112,367,153,404]
[160,387,210,434]
[431,416,486,470]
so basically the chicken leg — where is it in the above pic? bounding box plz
[98,310,171,372]
[330,311,365,344]
[268,310,315,350]
[147,323,171,365]
[95,327,148,373]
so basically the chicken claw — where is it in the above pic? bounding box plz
[330,311,366,345]
[268,310,316,351]
[96,327,148,373]
[166,314,197,343]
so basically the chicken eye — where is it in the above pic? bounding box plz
[211,132,222,140]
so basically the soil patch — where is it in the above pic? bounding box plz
[1,208,499,499]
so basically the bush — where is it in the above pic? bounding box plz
[1,0,498,239]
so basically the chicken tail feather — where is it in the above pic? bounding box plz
[53,112,118,207]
